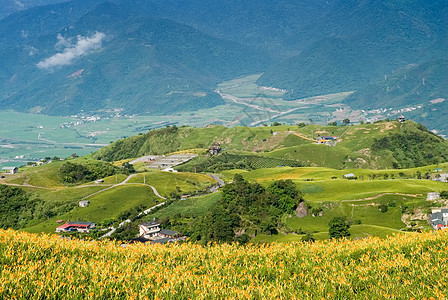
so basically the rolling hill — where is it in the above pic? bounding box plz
[1,120,447,242]
[93,120,448,170]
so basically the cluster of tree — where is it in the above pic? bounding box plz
[328,216,351,239]
[59,161,118,184]
[371,123,448,168]
[94,126,181,162]
[180,175,303,244]
[0,185,76,229]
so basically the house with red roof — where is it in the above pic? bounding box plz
[56,221,95,233]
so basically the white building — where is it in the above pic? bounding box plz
[2,167,18,174]
[138,221,161,239]
[427,192,441,201]
[79,200,90,207]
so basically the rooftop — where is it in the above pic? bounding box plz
[139,221,160,227]
[2,167,17,170]
[150,238,174,244]
[159,229,178,236]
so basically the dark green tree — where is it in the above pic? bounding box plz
[301,232,315,243]
[328,216,350,239]
[121,162,135,174]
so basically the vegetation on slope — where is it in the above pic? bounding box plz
[176,153,304,173]
[371,121,448,168]
[59,161,118,184]
[94,121,448,170]
[0,185,76,230]
[0,1,268,116]
[2,229,448,298]
[147,176,302,244]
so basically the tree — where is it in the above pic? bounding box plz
[301,232,315,243]
[342,118,350,125]
[378,204,388,213]
[328,216,350,239]
[328,121,337,126]
[121,162,135,174]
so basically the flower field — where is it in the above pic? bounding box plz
[1,229,447,299]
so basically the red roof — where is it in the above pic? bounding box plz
[57,223,72,229]
[57,223,90,229]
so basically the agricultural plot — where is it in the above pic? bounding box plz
[0,73,352,167]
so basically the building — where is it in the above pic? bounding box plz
[431,209,448,229]
[138,221,161,239]
[2,167,18,174]
[398,115,406,123]
[427,192,441,201]
[56,221,95,233]
[79,200,90,207]
[137,220,184,244]
[209,143,221,155]
[343,173,356,179]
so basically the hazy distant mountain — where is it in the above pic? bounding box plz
[258,0,448,101]
[0,1,270,115]
[0,0,69,19]
[0,0,447,118]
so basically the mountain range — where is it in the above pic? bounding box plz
[0,0,447,121]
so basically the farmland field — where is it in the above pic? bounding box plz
[0,74,353,168]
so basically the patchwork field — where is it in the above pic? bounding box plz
[0,74,354,168]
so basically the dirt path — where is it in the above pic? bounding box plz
[341,193,422,202]
[0,180,57,190]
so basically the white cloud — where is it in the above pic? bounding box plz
[37,32,106,70]
[14,0,25,9]
[55,34,73,50]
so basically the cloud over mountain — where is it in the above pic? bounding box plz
[37,32,106,69]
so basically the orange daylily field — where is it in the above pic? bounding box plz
[0,229,446,299]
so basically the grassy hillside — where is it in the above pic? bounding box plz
[127,171,216,197]
[152,164,447,241]
[0,155,217,234]
[239,165,448,201]
[94,120,448,170]
[2,229,448,298]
